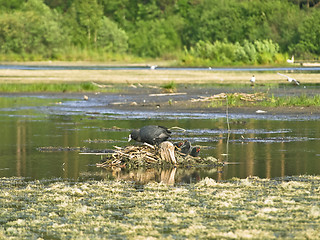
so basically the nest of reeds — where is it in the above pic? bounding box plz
[96,141,218,169]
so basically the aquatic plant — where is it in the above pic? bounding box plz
[1,176,320,239]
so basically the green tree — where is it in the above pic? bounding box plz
[0,0,66,58]
[96,17,128,53]
[293,9,320,57]
[65,0,103,47]
[129,18,181,57]
[0,0,25,12]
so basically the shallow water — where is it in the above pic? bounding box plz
[0,94,320,184]
[1,64,320,72]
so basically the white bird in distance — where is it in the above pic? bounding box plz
[150,65,158,70]
[277,72,300,85]
[250,75,255,86]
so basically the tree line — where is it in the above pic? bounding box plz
[0,0,319,65]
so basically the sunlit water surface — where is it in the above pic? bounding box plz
[0,94,319,184]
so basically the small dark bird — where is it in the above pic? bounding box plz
[128,125,171,145]
[190,146,200,157]
[179,140,192,154]
[174,142,183,149]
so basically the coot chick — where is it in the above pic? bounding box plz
[174,142,183,150]
[129,125,171,145]
[179,140,192,154]
[190,146,200,157]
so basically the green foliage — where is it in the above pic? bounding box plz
[0,0,25,11]
[267,94,320,107]
[96,17,128,53]
[183,39,282,66]
[292,9,320,57]
[0,82,110,92]
[161,81,177,92]
[209,94,320,108]
[0,0,318,62]
[129,18,181,57]
[64,0,103,47]
[0,0,66,58]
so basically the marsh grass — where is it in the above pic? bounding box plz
[208,93,320,108]
[161,81,177,92]
[0,82,120,93]
[1,176,320,239]
[266,94,320,107]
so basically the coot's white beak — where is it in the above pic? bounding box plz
[128,134,132,142]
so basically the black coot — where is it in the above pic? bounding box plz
[190,146,200,157]
[129,125,171,145]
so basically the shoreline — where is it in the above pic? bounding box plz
[0,66,320,84]
[2,89,319,119]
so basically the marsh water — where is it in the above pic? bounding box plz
[0,92,319,184]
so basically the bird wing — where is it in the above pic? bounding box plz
[292,79,300,85]
[277,72,289,79]
[158,126,171,134]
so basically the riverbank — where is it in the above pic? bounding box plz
[0,64,319,116]
[1,64,320,85]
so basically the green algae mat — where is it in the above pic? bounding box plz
[1,176,320,239]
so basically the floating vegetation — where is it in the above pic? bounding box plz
[1,175,320,239]
[96,143,218,169]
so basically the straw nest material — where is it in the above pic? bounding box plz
[96,141,218,169]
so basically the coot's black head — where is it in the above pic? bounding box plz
[129,129,141,142]
[190,146,200,157]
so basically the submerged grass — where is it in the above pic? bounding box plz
[1,176,320,239]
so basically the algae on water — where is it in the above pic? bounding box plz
[1,175,320,239]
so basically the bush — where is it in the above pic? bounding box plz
[182,39,283,66]
[0,0,66,58]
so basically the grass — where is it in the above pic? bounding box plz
[0,82,121,93]
[266,94,320,107]
[1,176,320,239]
[161,81,177,92]
[208,93,320,108]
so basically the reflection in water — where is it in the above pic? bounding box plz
[108,167,177,185]
[1,96,320,183]
[16,120,27,177]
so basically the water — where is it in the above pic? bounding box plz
[0,94,320,183]
[1,64,320,72]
